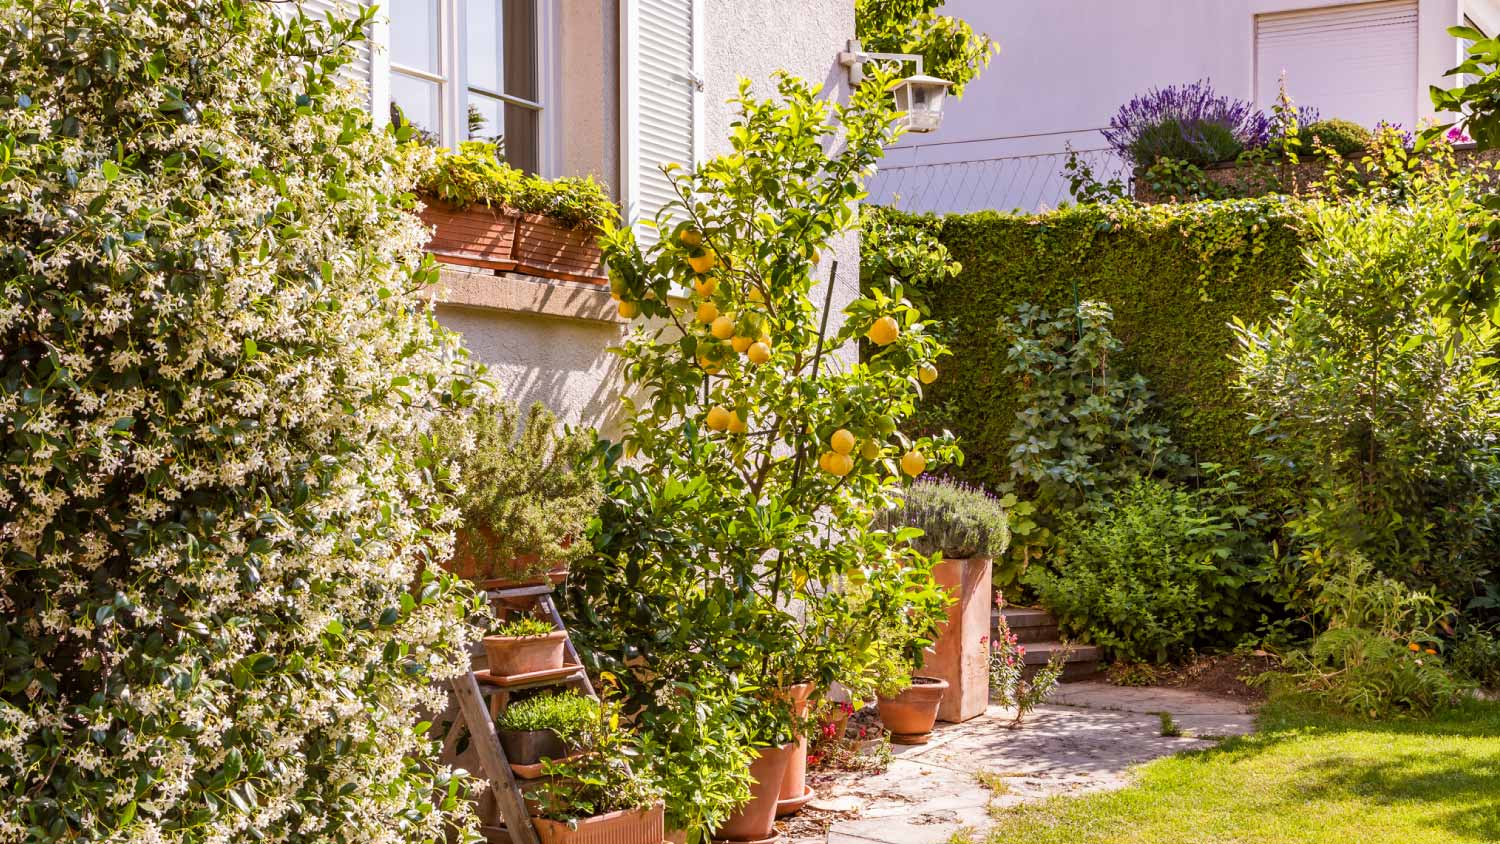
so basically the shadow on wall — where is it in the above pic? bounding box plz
[435,304,632,439]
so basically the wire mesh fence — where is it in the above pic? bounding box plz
[867,147,1132,214]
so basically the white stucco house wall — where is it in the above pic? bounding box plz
[871,0,1500,213]
[299,0,859,436]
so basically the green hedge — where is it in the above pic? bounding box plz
[866,199,1311,491]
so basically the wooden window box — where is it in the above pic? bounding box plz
[419,199,606,285]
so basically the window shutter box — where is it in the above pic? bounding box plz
[1255,0,1418,129]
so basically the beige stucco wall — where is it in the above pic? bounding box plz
[435,0,860,435]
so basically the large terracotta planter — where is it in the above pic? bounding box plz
[483,630,566,676]
[776,682,816,817]
[444,529,568,587]
[921,557,993,723]
[419,200,519,272]
[532,801,665,844]
[513,212,607,284]
[713,742,795,843]
[877,676,948,745]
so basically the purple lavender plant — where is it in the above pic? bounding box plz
[1103,80,1272,167]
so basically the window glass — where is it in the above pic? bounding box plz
[467,0,502,93]
[504,102,539,173]
[389,0,440,72]
[392,73,441,139]
[503,0,538,102]
[467,95,503,145]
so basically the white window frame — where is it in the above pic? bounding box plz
[373,0,557,175]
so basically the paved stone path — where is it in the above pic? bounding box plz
[800,682,1255,844]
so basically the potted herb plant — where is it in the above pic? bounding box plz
[530,700,665,844]
[496,692,598,773]
[432,398,601,588]
[877,478,1009,723]
[418,141,618,282]
[483,616,567,677]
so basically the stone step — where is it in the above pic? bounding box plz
[993,608,1060,644]
[1020,640,1101,666]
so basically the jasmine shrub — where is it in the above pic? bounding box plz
[0,3,485,842]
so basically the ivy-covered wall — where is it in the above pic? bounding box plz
[868,198,1311,490]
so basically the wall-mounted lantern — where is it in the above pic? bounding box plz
[838,38,954,133]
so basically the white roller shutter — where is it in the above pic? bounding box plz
[622,0,703,243]
[1254,1,1418,129]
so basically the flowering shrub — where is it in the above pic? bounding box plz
[0,3,483,842]
[1103,80,1271,168]
[987,595,1069,728]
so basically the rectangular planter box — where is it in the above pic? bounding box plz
[419,200,519,272]
[513,212,607,285]
[532,801,664,844]
[497,727,570,767]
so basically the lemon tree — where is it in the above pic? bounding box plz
[566,71,959,838]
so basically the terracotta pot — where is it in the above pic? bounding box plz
[532,801,664,844]
[513,212,607,284]
[483,630,567,676]
[419,200,519,272]
[777,682,815,813]
[877,676,949,745]
[444,528,568,586]
[712,742,795,842]
[920,557,994,723]
[497,728,570,766]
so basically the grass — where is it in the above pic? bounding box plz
[986,697,1500,844]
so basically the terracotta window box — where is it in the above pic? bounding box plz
[419,199,606,285]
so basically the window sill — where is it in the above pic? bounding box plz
[426,263,625,324]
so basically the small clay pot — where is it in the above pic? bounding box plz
[876,676,949,745]
[532,801,664,844]
[712,742,795,842]
[497,728,570,767]
[483,630,567,676]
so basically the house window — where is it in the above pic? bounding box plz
[389,0,544,174]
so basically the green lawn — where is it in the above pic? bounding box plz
[986,698,1500,844]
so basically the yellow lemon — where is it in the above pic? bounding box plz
[919,363,939,385]
[748,286,764,303]
[731,335,753,353]
[688,249,718,274]
[728,412,748,434]
[705,405,731,431]
[747,341,772,364]
[860,439,882,460]
[901,449,927,477]
[876,415,897,436]
[680,229,704,247]
[830,429,855,455]
[867,316,900,346]
[710,315,736,340]
[824,452,854,477]
[696,301,719,325]
[811,250,821,265]
[697,355,721,374]
[618,300,640,319]
[693,275,719,297]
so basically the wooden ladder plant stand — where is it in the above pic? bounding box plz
[444,582,596,844]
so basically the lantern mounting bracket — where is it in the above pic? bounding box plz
[838,39,924,84]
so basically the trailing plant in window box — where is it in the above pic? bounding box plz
[429,399,601,586]
[420,141,618,230]
[565,69,958,839]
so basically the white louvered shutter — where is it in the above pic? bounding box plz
[284,1,381,117]
[625,0,701,243]
[1255,1,1418,129]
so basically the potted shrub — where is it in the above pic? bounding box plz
[430,398,601,588]
[418,141,617,282]
[483,617,567,677]
[496,692,599,772]
[877,478,1009,723]
[530,700,665,844]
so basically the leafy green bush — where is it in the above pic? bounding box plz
[497,693,600,743]
[1232,187,1500,612]
[1449,628,1500,689]
[993,301,1188,576]
[532,699,661,823]
[430,399,601,579]
[1263,556,1473,718]
[854,0,997,97]
[493,617,557,638]
[1304,118,1373,157]
[420,141,618,229]
[877,478,1009,559]
[1025,478,1259,663]
[0,2,483,840]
